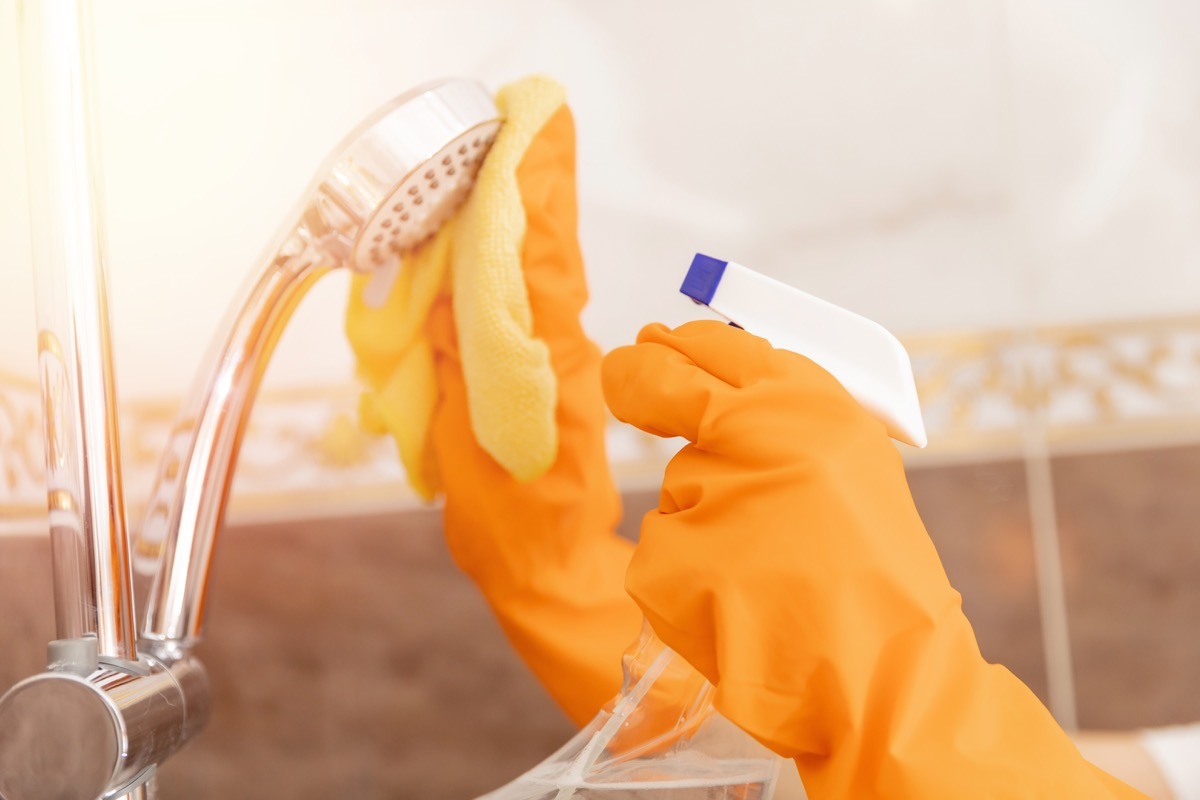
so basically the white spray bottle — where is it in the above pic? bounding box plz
[680,253,927,448]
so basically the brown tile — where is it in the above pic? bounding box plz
[0,515,577,799]
[906,460,1049,702]
[1053,444,1200,729]
[0,535,56,691]
[156,509,576,799]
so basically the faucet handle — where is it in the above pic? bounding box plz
[0,655,211,800]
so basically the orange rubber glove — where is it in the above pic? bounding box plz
[602,320,1148,799]
[426,104,642,724]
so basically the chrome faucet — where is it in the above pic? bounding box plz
[0,2,500,796]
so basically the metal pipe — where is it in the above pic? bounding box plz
[136,236,335,649]
[17,0,138,661]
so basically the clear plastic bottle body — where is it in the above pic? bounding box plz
[479,624,783,800]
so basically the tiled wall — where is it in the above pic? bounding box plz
[3,449,1197,797]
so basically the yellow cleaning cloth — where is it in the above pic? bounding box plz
[346,76,566,498]
[346,222,452,498]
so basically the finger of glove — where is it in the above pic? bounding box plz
[602,339,732,445]
[634,320,778,389]
[518,106,587,326]
[639,319,863,415]
[517,104,603,394]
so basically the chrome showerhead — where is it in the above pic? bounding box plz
[300,77,501,272]
[133,78,502,651]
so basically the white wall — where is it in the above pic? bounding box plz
[1,0,1197,401]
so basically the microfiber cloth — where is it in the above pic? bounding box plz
[346,75,565,499]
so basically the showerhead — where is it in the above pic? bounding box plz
[300,77,501,272]
[133,77,502,648]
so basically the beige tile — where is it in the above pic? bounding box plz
[1053,445,1200,729]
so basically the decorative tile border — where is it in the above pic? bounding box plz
[0,370,47,522]
[3,314,1200,531]
[0,380,409,531]
[908,315,1200,457]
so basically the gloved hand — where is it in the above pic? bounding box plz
[602,320,1148,799]
[425,102,642,725]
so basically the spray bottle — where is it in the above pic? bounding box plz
[478,254,927,799]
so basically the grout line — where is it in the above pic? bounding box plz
[1021,395,1079,729]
